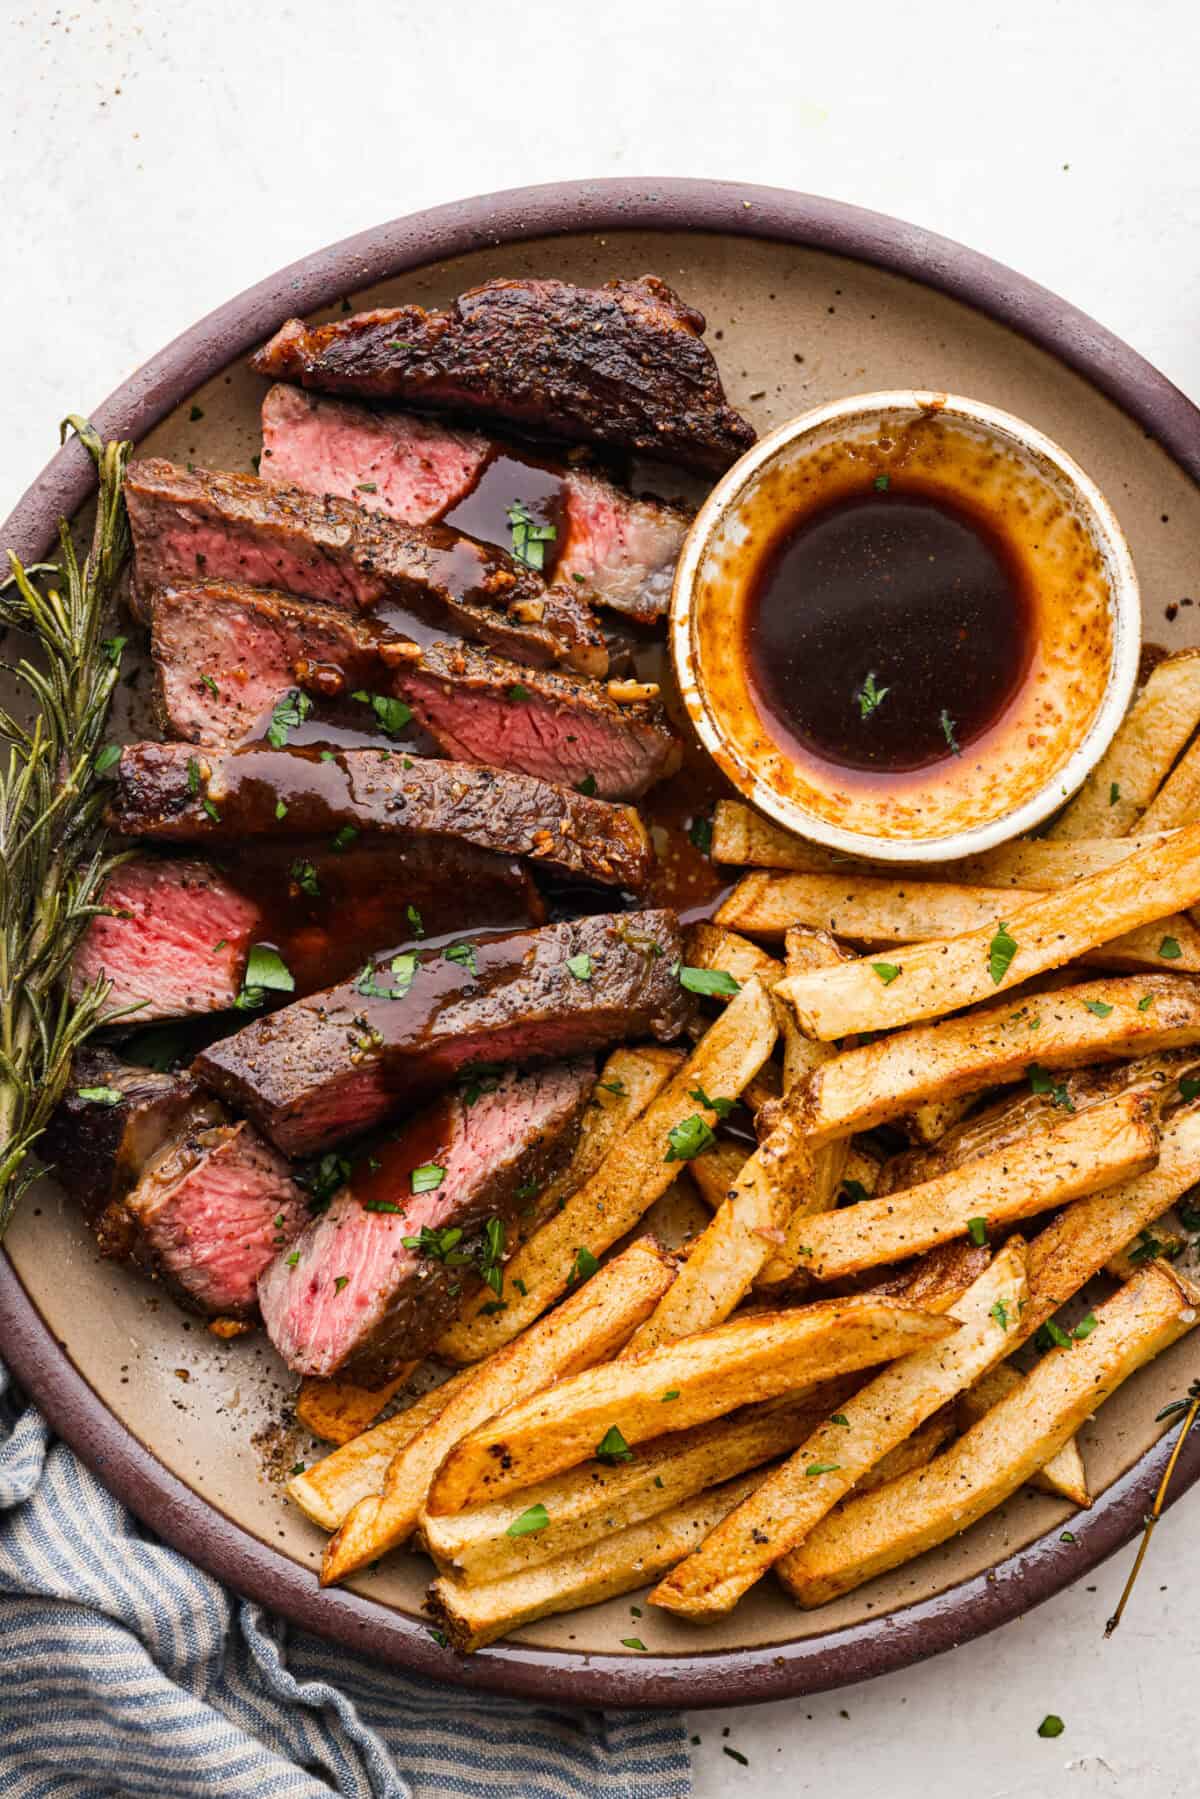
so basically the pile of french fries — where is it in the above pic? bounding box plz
[287,651,1200,1650]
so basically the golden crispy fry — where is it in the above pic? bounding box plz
[779,824,1200,1040]
[421,1379,858,1585]
[1140,733,1200,833]
[620,1105,815,1354]
[683,922,783,988]
[777,1261,1198,1606]
[1050,652,1200,838]
[426,1298,956,1515]
[649,1241,1028,1616]
[711,800,853,871]
[716,871,1200,972]
[954,833,1177,888]
[689,1140,751,1211]
[1016,1103,1200,1347]
[903,1095,976,1147]
[288,1369,476,1530]
[799,1092,1158,1282]
[434,1045,684,1363]
[797,975,1200,1143]
[435,979,778,1364]
[1105,1214,1186,1281]
[863,1240,995,1313]
[427,1472,764,1653]
[957,1364,1089,1506]
[320,1239,676,1584]
[852,1409,955,1495]
[295,1368,418,1446]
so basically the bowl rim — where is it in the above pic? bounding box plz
[671,387,1142,862]
[2,176,1200,1710]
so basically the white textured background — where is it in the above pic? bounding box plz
[4,2,1200,1794]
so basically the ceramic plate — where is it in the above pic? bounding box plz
[4,179,1200,1708]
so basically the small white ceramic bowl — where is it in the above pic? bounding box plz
[670,390,1141,863]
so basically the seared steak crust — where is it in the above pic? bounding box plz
[43,1050,201,1238]
[258,1062,592,1379]
[250,276,756,473]
[150,580,680,797]
[107,742,653,890]
[125,458,607,676]
[194,910,691,1156]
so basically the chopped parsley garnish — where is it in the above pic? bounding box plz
[460,1064,502,1106]
[1182,1076,1200,1103]
[621,1638,647,1651]
[873,473,890,491]
[266,689,312,749]
[507,1503,550,1537]
[212,939,228,953]
[331,824,358,852]
[402,1222,470,1264]
[689,814,714,854]
[506,683,530,703]
[1028,1063,1074,1110]
[598,1078,627,1097]
[406,903,424,938]
[1035,1318,1072,1352]
[1159,935,1183,960]
[988,922,1018,984]
[575,773,597,796]
[966,1216,989,1247]
[567,953,593,982]
[411,1163,445,1194]
[595,1425,634,1466]
[201,673,220,698]
[569,1246,599,1284]
[363,1198,402,1214]
[1083,998,1114,1017]
[333,1275,349,1293]
[94,742,121,774]
[1072,1311,1098,1339]
[101,634,127,665]
[1109,782,1120,807]
[286,1250,300,1268]
[855,671,889,718]
[290,859,319,897]
[688,1085,735,1118]
[233,987,265,1011]
[1037,1716,1064,1739]
[355,481,378,493]
[830,1413,849,1428]
[189,404,204,422]
[186,756,201,795]
[444,941,478,976]
[243,944,295,994]
[939,709,961,755]
[989,1300,1010,1331]
[839,1179,869,1206]
[355,955,416,1000]
[354,692,412,737]
[871,961,901,985]
[274,799,288,820]
[805,1461,841,1477]
[1060,1530,1077,1544]
[665,1114,717,1162]
[507,500,557,571]
[202,797,221,823]
[77,1085,123,1106]
[723,1747,749,1767]
[479,1216,505,1295]
[678,965,740,997]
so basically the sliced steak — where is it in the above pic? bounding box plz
[124,1107,308,1318]
[42,1050,201,1238]
[150,581,680,797]
[251,276,756,473]
[107,743,653,889]
[194,910,690,1155]
[261,385,691,621]
[72,856,261,1020]
[124,459,607,676]
[258,1061,592,1378]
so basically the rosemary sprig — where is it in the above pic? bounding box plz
[1105,1376,1200,1635]
[0,417,132,1235]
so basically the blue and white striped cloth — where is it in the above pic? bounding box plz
[0,1362,691,1798]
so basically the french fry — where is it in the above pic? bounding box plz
[778,823,1200,1040]
[421,1378,859,1585]
[958,1364,1089,1506]
[295,1367,418,1446]
[715,871,1200,971]
[434,979,777,1363]
[426,1298,956,1515]
[1017,1102,1200,1347]
[865,1239,994,1312]
[427,1472,764,1653]
[620,1105,815,1353]
[650,1240,1029,1616]
[690,1139,752,1211]
[954,833,1177,889]
[434,1045,682,1361]
[798,1092,1158,1282]
[777,1261,1198,1606]
[904,1095,976,1147]
[1049,651,1200,838]
[850,1410,955,1494]
[683,921,783,988]
[288,1368,476,1530]
[1140,733,1200,833]
[320,1239,676,1584]
[1105,1214,1186,1281]
[796,975,1200,1143]
[711,800,854,871]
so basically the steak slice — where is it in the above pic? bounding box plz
[150,581,680,797]
[42,1050,201,1238]
[260,384,691,622]
[124,459,607,676]
[258,1061,592,1378]
[124,1107,308,1318]
[251,276,756,473]
[194,910,690,1155]
[107,743,653,889]
[72,855,262,1020]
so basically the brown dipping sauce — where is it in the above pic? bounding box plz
[744,482,1034,777]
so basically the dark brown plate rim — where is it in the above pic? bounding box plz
[3,177,1199,1710]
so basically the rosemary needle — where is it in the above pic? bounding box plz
[0,417,133,1235]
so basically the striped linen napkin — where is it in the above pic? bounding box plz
[0,1362,691,1799]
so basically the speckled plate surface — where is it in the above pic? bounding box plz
[3,179,1200,1709]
